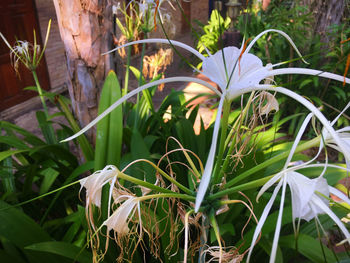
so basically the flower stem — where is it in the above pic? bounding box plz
[209,210,223,262]
[32,70,49,117]
[220,92,255,179]
[117,171,181,195]
[137,193,195,202]
[213,99,231,185]
[127,158,193,195]
[134,38,147,128]
[123,45,132,97]
[208,175,274,201]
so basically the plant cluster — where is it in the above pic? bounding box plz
[1,2,350,263]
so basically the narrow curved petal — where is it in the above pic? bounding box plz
[103,197,139,234]
[312,196,350,244]
[80,165,118,207]
[269,68,350,85]
[61,76,220,142]
[270,177,288,263]
[103,38,205,61]
[247,180,283,262]
[283,113,313,169]
[245,29,308,64]
[195,95,225,212]
[329,186,350,205]
[257,173,283,201]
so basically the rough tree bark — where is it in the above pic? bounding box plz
[300,0,345,43]
[53,0,114,140]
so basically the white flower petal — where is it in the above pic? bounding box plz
[103,197,139,235]
[202,47,270,98]
[247,180,283,262]
[312,196,350,244]
[80,165,118,207]
[286,172,329,221]
[61,76,219,142]
[195,95,225,212]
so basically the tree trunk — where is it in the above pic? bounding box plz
[53,0,114,140]
[300,0,345,44]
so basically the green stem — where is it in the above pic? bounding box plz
[138,193,195,202]
[224,136,321,189]
[118,171,181,195]
[213,99,231,184]
[133,159,193,195]
[208,175,274,201]
[220,92,255,179]
[32,70,57,144]
[32,70,49,117]
[209,210,222,261]
[123,45,132,97]
[134,38,147,129]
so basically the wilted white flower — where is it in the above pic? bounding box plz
[258,91,279,116]
[80,165,118,207]
[103,196,140,235]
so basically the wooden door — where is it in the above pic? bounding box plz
[0,0,50,111]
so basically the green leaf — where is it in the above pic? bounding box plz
[0,201,52,248]
[36,111,57,144]
[25,241,92,263]
[39,167,60,195]
[0,149,28,162]
[279,234,337,262]
[0,121,45,146]
[0,249,26,263]
[95,70,123,171]
[40,161,94,224]
[56,96,93,161]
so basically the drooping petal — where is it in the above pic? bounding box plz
[329,186,350,205]
[245,29,308,64]
[247,179,283,262]
[62,76,220,142]
[104,38,205,61]
[312,196,350,244]
[286,172,329,221]
[270,177,288,263]
[80,165,118,207]
[269,68,350,85]
[235,85,350,162]
[103,196,139,235]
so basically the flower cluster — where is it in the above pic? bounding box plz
[70,29,350,262]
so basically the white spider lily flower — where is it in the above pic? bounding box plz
[247,171,350,263]
[287,172,329,221]
[195,29,348,212]
[103,196,141,235]
[80,165,118,207]
[247,111,350,262]
[202,46,271,100]
[63,29,350,214]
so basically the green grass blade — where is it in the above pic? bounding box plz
[56,95,93,161]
